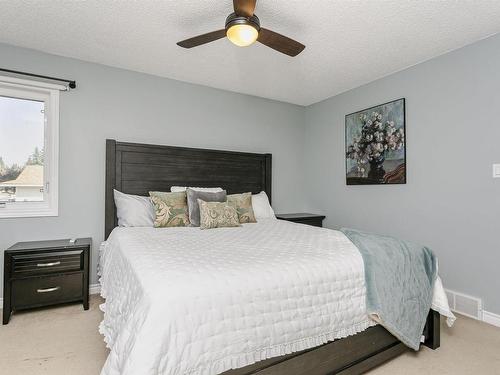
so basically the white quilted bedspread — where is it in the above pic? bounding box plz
[98,219,453,375]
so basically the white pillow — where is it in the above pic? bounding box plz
[252,191,276,220]
[170,186,224,193]
[114,189,155,227]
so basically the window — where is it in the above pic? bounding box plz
[0,77,60,218]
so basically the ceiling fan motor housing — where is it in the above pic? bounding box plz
[225,12,260,32]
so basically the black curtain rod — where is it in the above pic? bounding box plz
[0,68,76,89]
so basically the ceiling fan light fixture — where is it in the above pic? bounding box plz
[225,13,260,47]
[177,2,305,57]
[226,24,258,47]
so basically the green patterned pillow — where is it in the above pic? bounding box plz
[198,199,240,230]
[227,192,257,223]
[149,191,190,227]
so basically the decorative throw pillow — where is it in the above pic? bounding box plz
[227,192,257,223]
[186,188,227,226]
[198,199,240,230]
[149,191,190,227]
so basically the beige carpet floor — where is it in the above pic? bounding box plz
[1,295,499,374]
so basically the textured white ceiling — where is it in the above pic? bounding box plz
[1,1,500,105]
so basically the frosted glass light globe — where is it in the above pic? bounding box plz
[226,24,258,47]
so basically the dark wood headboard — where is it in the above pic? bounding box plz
[105,139,272,238]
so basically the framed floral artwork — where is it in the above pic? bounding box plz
[345,98,406,185]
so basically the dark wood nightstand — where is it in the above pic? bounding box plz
[3,238,91,325]
[276,213,326,227]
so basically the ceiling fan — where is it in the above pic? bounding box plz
[177,0,305,57]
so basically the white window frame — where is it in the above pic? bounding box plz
[0,77,61,218]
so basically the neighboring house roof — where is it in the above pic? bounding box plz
[0,165,43,187]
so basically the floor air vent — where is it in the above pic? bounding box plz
[446,289,482,319]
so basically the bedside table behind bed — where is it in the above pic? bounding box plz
[3,238,91,325]
[275,213,326,227]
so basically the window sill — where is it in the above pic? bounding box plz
[0,206,58,219]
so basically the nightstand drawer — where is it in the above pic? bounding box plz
[11,250,83,276]
[12,273,83,309]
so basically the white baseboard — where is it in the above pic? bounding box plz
[89,283,101,295]
[483,311,500,328]
[444,288,500,328]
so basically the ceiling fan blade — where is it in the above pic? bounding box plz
[233,0,257,17]
[257,28,305,57]
[177,29,227,48]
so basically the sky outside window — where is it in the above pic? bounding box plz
[0,95,44,166]
[0,95,45,202]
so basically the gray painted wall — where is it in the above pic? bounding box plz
[304,34,500,314]
[1,34,499,315]
[0,43,307,289]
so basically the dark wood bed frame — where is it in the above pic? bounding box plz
[105,139,440,375]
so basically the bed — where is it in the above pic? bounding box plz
[100,139,453,375]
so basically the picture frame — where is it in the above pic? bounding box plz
[345,98,406,185]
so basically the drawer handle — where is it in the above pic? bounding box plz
[37,286,61,293]
[36,261,61,267]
